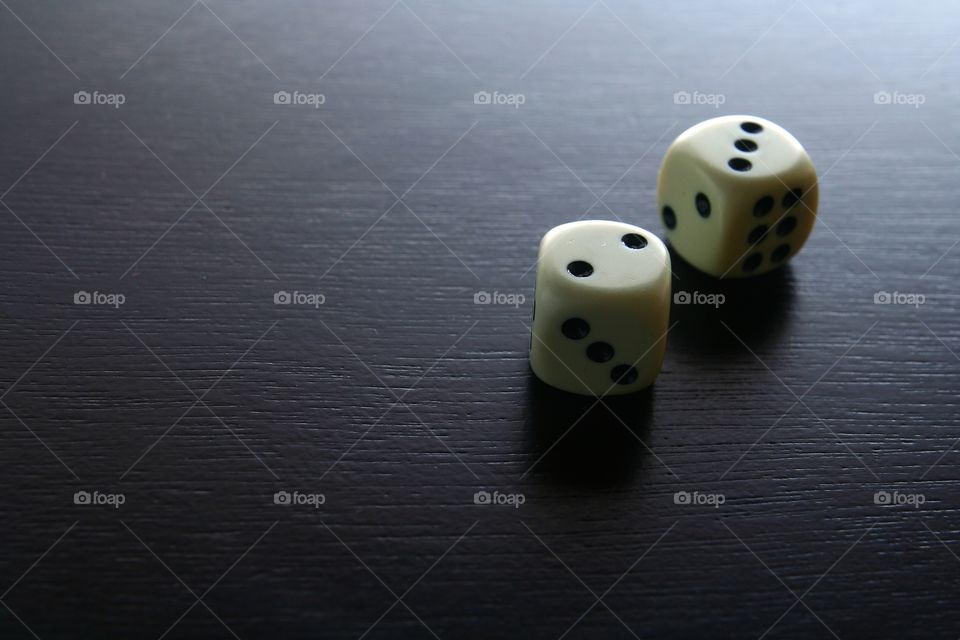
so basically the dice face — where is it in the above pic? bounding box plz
[529,221,671,396]
[657,116,818,278]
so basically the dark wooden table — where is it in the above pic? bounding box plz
[1,1,958,638]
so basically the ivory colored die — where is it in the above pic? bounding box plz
[529,220,671,396]
[657,115,818,278]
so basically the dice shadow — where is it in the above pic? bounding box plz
[667,245,796,355]
[522,371,654,487]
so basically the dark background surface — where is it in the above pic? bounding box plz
[1,1,958,638]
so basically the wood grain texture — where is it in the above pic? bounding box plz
[1,1,959,638]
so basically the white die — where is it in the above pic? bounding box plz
[529,220,671,396]
[657,115,818,278]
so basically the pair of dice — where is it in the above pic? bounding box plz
[529,115,818,396]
